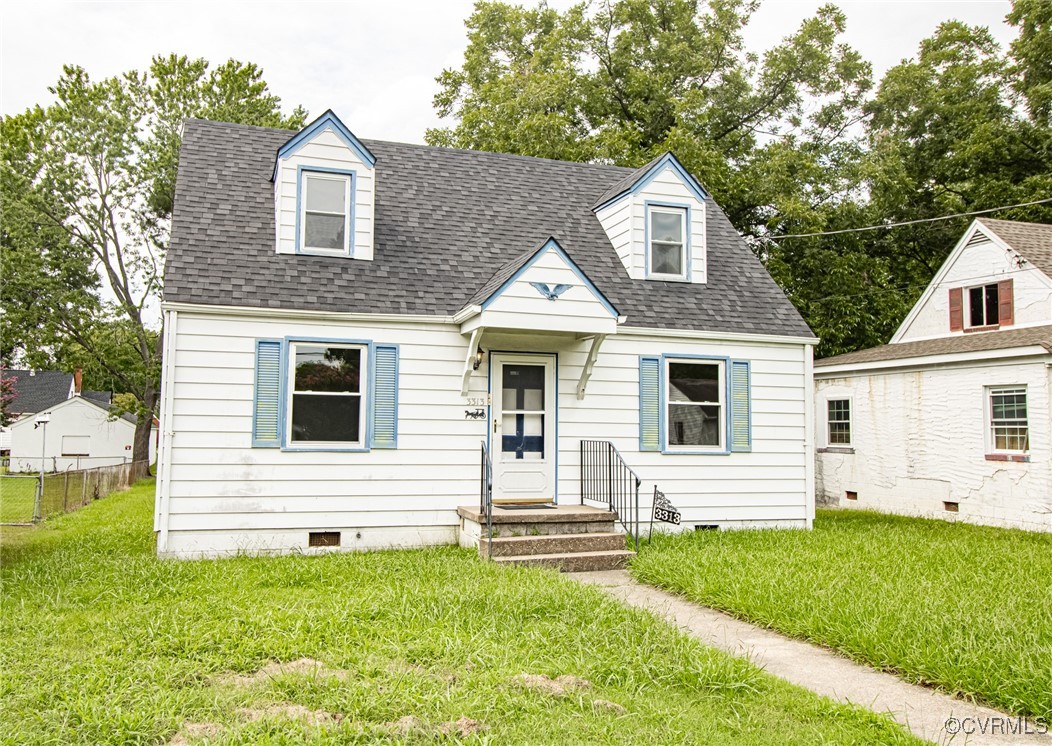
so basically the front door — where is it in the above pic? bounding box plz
[491,354,556,503]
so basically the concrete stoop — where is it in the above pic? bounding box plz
[457,504,634,572]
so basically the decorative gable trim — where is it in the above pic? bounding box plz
[272,110,376,181]
[592,153,707,213]
[476,237,620,318]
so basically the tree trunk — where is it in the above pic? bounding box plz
[133,385,158,475]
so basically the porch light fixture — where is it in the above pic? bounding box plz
[472,346,485,371]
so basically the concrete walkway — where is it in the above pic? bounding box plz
[568,570,1050,745]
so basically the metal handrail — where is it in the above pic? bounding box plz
[480,440,493,559]
[580,440,641,549]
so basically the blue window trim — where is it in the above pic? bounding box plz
[486,351,559,504]
[660,353,731,456]
[281,336,374,452]
[274,110,377,176]
[593,152,708,212]
[644,201,692,282]
[295,166,357,257]
[479,237,619,318]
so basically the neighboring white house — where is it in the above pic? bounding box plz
[9,395,157,472]
[3,368,157,473]
[155,111,818,560]
[815,219,1052,532]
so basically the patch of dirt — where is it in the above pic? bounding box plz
[167,721,222,745]
[237,702,339,725]
[218,657,348,688]
[512,673,592,696]
[437,717,484,737]
[384,715,425,736]
[592,699,627,715]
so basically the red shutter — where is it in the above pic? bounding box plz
[998,278,1014,327]
[948,288,963,331]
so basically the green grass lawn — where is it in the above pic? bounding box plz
[0,482,918,745]
[0,475,38,523]
[631,508,1052,719]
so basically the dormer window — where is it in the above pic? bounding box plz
[647,205,688,280]
[300,170,353,255]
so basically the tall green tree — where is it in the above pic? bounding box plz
[1,55,306,466]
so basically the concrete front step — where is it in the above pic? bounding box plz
[481,532,628,557]
[487,521,617,538]
[493,549,636,572]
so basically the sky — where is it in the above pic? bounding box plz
[1,0,1019,144]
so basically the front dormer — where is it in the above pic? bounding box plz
[593,153,708,283]
[272,111,377,260]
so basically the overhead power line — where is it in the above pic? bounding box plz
[767,197,1052,240]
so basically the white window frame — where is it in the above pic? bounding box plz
[664,357,725,453]
[286,341,368,449]
[299,170,352,256]
[61,435,90,457]
[826,397,852,447]
[647,205,688,281]
[986,385,1029,454]
[965,282,1000,328]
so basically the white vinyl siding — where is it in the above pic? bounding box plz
[159,312,811,557]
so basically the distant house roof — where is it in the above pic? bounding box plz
[815,324,1052,368]
[163,120,813,340]
[978,219,1052,277]
[2,370,73,415]
[78,394,137,425]
[82,390,112,406]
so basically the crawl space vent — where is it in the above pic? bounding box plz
[845,491,858,501]
[308,531,341,547]
[943,502,959,513]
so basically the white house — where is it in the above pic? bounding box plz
[155,111,818,563]
[9,394,156,472]
[815,219,1052,532]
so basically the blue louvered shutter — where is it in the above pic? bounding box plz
[370,344,399,449]
[253,340,283,447]
[729,360,751,452]
[639,356,661,451]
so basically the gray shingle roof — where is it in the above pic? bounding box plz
[81,390,112,406]
[591,154,665,209]
[77,395,137,424]
[978,219,1052,277]
[2,370,72,415]
[164,120,813,339]
[815,324,1052,368]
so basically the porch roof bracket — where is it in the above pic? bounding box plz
[461,327,484,396]
[576,334,607,400]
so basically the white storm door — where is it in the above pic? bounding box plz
[491,354,556,503]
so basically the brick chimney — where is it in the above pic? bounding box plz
[74,368,83,394]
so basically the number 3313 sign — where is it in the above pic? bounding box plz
[652,488,681,525]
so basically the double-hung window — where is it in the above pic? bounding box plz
[967,283,1000,328]
[827,399,852,446]
[648,206,687,280]
[988,386,1028,453]
[288,342,366,447]
[666,359,724,450]
[300,171,351,254]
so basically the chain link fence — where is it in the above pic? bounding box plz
[0,460,150,525]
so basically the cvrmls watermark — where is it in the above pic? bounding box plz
[945,716,1048,736]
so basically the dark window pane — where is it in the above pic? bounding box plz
[291,394,361,442]
[668,362,719,403]
[828,399,850,422]
[305,212,345,250]
[668,404,721,446]
[502,364,544,411]
[969,286,985,327]
[829,422,851,444]
[294,346,361,392]
[652,242,682,275]
[985,284,1000,325]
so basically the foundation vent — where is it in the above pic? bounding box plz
[845,491,858,501]
[308,531,341,547]
[943,502,959,513]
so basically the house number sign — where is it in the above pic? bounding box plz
[652,488,681,525]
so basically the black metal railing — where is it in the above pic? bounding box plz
[580,440,641,549]
[479,440,493,559]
